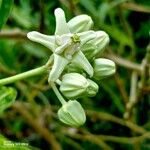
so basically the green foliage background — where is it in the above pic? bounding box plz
[0,0,150,150]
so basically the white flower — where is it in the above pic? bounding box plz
[27,8,98,82]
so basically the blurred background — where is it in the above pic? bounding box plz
[0,0,150,149]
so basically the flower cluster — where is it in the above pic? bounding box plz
[27,8,116,127]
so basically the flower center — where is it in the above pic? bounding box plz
[71,34,81,43]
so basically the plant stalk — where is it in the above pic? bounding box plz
[0,65,48,85]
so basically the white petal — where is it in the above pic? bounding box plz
[55,42,71,54]
[71,51,93,77]
[78,31,96,45]
[27,31,55,51]
[54,8,70,35]
[48,54,69,82]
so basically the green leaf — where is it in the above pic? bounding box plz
[0,0,14,29]
[0,86,17,113]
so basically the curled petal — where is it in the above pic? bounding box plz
[92,31,109,55]
[67,15,93,33]
[48,54,69,82]
[27,31,55,51]
[54,8,70,35]
[78,31,96,45]
[55,39,71,54]
[71,51,93,77]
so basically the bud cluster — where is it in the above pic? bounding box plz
[27,8,116,127]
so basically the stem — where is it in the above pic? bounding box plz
[0,65,47,85]
[50,82,66,105]
[55,79,62,85]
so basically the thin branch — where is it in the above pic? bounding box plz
[121,2,150,13]
[63,130,113,150]
[124,71,138,120]
[114,73,129,104]
[86,110,146,134]
[104,53,142,73]
[0,65,48,85]
[0,30,27,39]
[12,102,62,150]
[66,132,150,145]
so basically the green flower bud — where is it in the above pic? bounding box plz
[58,100,86,127]
[60,73,98,99]
[92,31,109,55]
[93,58,116,80]
[81,31,109,60]
[65,63,83,74]
[81,43,97,61]
[87,79,99,97]
[67,15,93,33]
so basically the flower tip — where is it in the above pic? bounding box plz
[54,8,64,16]
[27,31,38,40]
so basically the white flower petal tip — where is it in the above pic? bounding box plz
[27,31,55,51]
[27,31,39,40]
[79,31,96,45]
[54,8,70,35]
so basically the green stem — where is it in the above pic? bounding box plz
[55,79,62,85]
[0,65,47,85]
[50,82,66,105]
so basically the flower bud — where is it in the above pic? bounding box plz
[67,15,93,33]
[81,31,109,60]
[65,63,83,74]
[93,58,116,80]
[86,79,99,97]
[81,43,97,61]
[58,100,86,127]
[60,73,98,99]
[93,31,109,55]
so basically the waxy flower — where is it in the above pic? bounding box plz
[58,100,86,127]
[26,7,115,127]
[60,73,98,99]
[27,8,97,82]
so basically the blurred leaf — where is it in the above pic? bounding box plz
[0,86,17,113]
[11,0,38,29]
[23,42,48,58]
[103,24,133,46]
[98,0,127,23]
[0,40,17,69]
[100,82,125,114]
[0,0,14,29]
[80,0,97,16]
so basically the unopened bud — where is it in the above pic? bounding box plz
[67,15,93,33]
[58,100,86,127]
[81,31,109,60]
[93,58,116,80]
[60,73,98,99]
